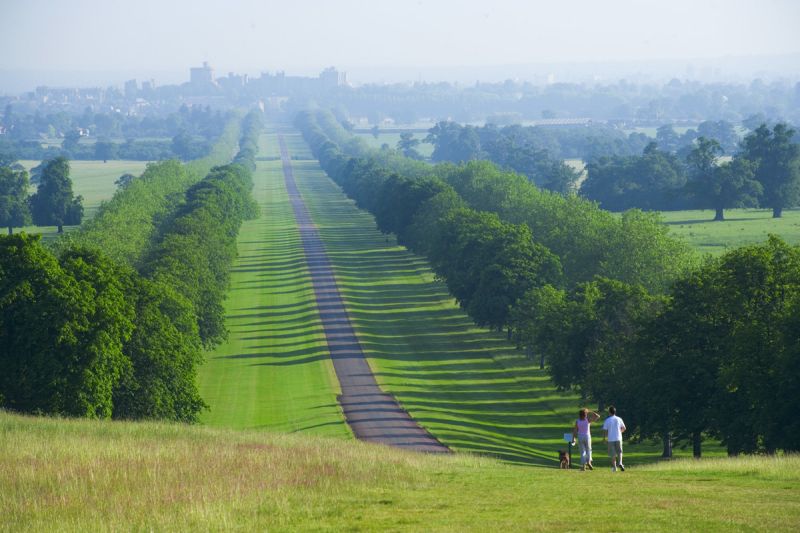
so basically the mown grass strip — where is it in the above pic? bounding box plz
[197,130,347,437]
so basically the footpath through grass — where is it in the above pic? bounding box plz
[663,208,800,256]
[196,129,347,437]
[2,411,798,532]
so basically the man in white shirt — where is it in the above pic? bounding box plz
[602,406,626,472]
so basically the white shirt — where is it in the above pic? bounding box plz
[603,415,626,442]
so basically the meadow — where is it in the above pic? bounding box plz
[16,159,149,240]
[2,410,798,532]
[663,208,800,255]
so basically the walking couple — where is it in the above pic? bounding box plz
[572,406,626,472]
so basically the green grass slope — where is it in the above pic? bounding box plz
[663,208,800,256]
[2,411,798,532]
[197,130,347,437]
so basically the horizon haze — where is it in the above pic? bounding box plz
[1,0,800,92]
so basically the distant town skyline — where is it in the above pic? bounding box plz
[1,0,800,92]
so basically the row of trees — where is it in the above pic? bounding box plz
[0,117,244,239]
[583,124,800,218]
[298,109,800,455]
[515,237,800,455]
[69,119,242,266]
[0,110,263,421]
[1,105,232,164]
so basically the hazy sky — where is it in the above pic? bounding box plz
[1,0,799,84]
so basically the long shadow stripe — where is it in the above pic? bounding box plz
[278,133,449,454]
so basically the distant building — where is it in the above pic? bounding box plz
[190,62,216,85]
[217,71,248,90]
[124,79,138,99]
[320,67,347,88]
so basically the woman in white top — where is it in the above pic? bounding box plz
[572,408,601,471]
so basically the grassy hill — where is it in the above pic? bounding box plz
[2,411,798,532]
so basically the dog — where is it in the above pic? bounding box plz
[559,449,570,469]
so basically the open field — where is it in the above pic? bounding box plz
[15,159,149,241]
[354,131,434,158]
[197,130,348,437]
[2,411,798,532]
[663,208,800,256]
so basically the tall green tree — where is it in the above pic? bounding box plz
[29,157,83,233]
[113,276,206,422]
[0,165,31,234]
[639,237,800,456]
[740,123,800,218]
[94,139,117,163]
[513,278,658,409]
[396,132,422,160]
[0,235,134,418]
[61,130,81,153]
[686,137,762,221]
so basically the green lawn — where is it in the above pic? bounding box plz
[3,411,798,532]
[197,129,348,437]
[663,208,800,256]
[15,159,149,241]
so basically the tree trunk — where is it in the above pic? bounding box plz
[507,327,512,341]
[714,207,724,221]
[57,224,64,234]
[661,431,673,458]
[773,206,783,218]
[540,352,545,370]
[692,432,702,458]
[7,226,12,235]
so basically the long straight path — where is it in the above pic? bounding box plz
[278,134,449,453]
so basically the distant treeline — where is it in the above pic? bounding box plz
[423,120,800,216]
[0,105,232,162]
[297,109,800,456]
[325,78,800,126]
[0,110,262,422]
